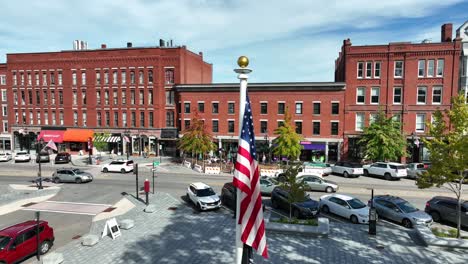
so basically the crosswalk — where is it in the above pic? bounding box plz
[22,201,113,215]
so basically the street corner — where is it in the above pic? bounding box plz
[93,196,136,222]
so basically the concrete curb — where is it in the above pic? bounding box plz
[265,217,329,237]
[92,197,136,222]
[415,225,468,249]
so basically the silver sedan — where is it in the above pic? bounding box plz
[297,175,338,193]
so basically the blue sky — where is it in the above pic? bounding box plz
[0,0,467,83]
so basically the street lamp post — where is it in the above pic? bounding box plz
[124,129,130,160]
[264,131,269,164]
[37,138,44,190]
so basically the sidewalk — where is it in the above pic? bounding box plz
[0,184,60,217]
[36,192,467,264]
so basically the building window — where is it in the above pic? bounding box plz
[295,103,302,114]
[277,121,284,128]
[28,90,33,104]
[417,87,427,104]
[356,87,365,104]
[148,70,153,83]
[165,69,174,84]
[228,120,235,133]
[139,70,144,84]
[331,102,339,115]
[260,103,268,114]
[165,91,174,105]
[112,71,118,84]
[82,90,86,105]
[149,112,154,127]
[27,72,32,85]
[97,112,102,127]
[58,91,63,104]
[96,91,101,105]
[113,90,118,105]
[50,72,55,85]
[43,90,48,105]
[29,111,33,125]
[418,60,425,77]
[139,90,144,105]
[295,121,302,134]
[198,102,205,113]
[105,112,110,127]
[13,73,17,85]
[58,72,62,85]
[394,61,403,77]
[369,113,377,124]
[148,90,153,105]
[35,90,40,105]
[20,72,24,85]
[427,60,435,77]
[121,71,126,84]
[436,59,444,77]
[37,112,41,125]
[392,114,401,124]
[2,89,7,101]
[212,102,219,114]
[184,103,191,113]
[228,102,235,114]
[104,71,109,84]
[371,87,379,104]
[212,120,219,133]
[365,61,372,78]
[131,112,136,127]
[122,112,127,127]
[105,90,109,105]
[121,90,126,105]
[130,71,135,84]
[83,111,87,127]
[2,121,7,133]
[416,114,426,132]
[73,91,77,105]
[114,111,119,127]
[35,73,39,86]
[393,87,402,104]
[73,111,78,126]
[52,111,56,125]
[313,121,320,135]
[130,90,135,104]
[21,91,25,105]
[356,113,364,131]
[72,72,77,85]
[13,91,18,105]
[0,75,6,85]
[184,119,191,129]
[278,102,285,114]
[2,105,6,116]
[313,102,321,115]
[59,111,64,125]
[260,121,267,133]
[374,62,381,78]
[42,72,47,86]
[432,86,442,104]
[96,72,101,84]
[331,122,339,135]
[357,62,364,78]
[81,72,86,85]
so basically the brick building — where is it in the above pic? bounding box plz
[175,82,345,162]
[5,41,212,156]
[335,23,462,162]
[0,63,9,151]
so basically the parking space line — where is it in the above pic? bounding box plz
[319,212,346,223]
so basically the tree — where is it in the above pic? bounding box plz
[272,108,303,164]
[93,133,110,153]
[278,164,308,219]
[358,109,406,162]
[177,110,217,170]
[416,95,468,238]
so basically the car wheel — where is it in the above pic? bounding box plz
[121,168,126,173]
[325,187,333,193]
[197,203,202,211]
[321,205,330,214]
[343,171,349,178]
[293,209,300,219]
[75,178,82,184]
[350,215,359,224]
[53,177,61,184]
[430,211,441,222]
[363,170,369,176]
[402,218,412,228]
[103,168,108,173]
[384,173,392,181]
[271,198,279,209]
[40,240,52,255]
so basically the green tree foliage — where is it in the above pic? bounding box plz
[358,109,406,162]
[279,164,308,219]
[417,95,468,238]
[272,108,303,163]
[93,133,110,152]
[177,110,216,169]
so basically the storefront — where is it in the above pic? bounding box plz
[0,134,12,152]
[300,140,341,163]
[37,129,66,153]
[62,129,94,154]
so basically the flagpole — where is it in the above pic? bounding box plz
[234,56,252,264]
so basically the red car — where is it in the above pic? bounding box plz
[0,220,54,264]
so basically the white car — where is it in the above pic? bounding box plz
[186,182,221,211]
[0,153,12,162]
[320,194,370,224]
[363,162,407,180]
[14,151,31,163]
[331,161,364,178]
[101,160,134,173]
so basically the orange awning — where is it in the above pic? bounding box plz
[63,129,94,142]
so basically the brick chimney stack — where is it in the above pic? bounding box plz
[441,23,453,42]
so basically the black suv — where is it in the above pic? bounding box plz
[221,182,236,211]
[270,187,319,219]
[425,196,468,228]
[54,152,71,164]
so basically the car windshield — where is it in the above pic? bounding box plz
[72,169,85,174]
[17,152,27,155]
[397,201,418,213]
[0,235,11,250]
[348,198,367,209]
[197,188,216,197]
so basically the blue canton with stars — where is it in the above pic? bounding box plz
[240,94,257,160]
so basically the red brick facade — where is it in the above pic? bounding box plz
[0,63,9,151]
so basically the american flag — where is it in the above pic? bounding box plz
[233,95,268,258]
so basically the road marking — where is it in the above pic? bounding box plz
[21,201,112,215]
[319,212,346,223]
[44,200,112,206]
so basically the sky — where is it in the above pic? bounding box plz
[0,0,467,83]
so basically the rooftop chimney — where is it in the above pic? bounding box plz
[127,42,132,48]
[441,23,453,42]
[101,44,107,49]
[159,39,165,47]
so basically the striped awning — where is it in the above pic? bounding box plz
[93,136,121,143]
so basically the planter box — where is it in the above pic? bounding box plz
[415,225,468,249]
[265,217,329,237]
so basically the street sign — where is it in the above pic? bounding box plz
[153,161,160,167]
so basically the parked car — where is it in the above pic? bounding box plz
[371,195,432,228]
[363,162,407,180]
[424,196,468,228]
[320,194,369,224]
[36,151,50,163]
[221,182,236,211]
[332,161,363,178]
[52,168,93,184]
[0,153,12,162]
[406,163,428,179]
[186,182,221,211]
[14,152,31,163]
[271,187,319,219]
[276,172,322,182]
[304,162,332,176]
[297,175,338,193]
[101,160,134,173]
[54,152,71,164]
[260,176,277,195]
[0,220,54,264]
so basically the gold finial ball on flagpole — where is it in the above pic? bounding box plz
[237,56,249,68]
